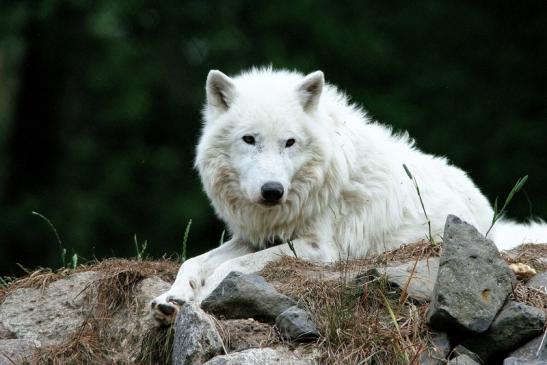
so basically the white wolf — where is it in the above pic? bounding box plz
[151,67,547,325]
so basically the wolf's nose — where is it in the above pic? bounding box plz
[261,182,284,203]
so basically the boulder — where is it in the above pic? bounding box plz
[275,306,319,342]
[202,347,318,365]
[172,303,224,365]
[427,215,516,333]
[0,272,98,346]
[461,301,545,362]
[0,339,41,365]
[201,272,295,322]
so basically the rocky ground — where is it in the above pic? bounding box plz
[0,216,546,364]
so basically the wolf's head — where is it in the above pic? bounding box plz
[195,68,333,242]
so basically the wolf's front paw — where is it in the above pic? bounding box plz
[150,292,192,326]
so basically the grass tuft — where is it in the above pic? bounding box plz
[485,175,528,237]
[181,219,192,262]
[402,165,436,246]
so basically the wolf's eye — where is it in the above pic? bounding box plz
[242,135,255,145]
[285,138,296,148]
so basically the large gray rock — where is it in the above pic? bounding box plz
[201,272,296,322]
[0,272,99,346]
[448,354,481,365]
[371,258,439,303]
[0,339,41,365]
[172,303,224,365]
[275,306,319,342]
[461,301,545,362]
[419,331,450,365]
[427,215,516,333]
[509,334,547,362]
[202,347,318,365]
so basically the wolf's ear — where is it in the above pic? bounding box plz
[206,70,236,111]
[297,71,324,111]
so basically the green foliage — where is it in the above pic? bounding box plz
[402,165,436,245]
[0,1,546,275]
[181,219,192,263]
[134,234,148,261]
[485,175,529,237]
[287,240,298,258]
[31,211,67,268]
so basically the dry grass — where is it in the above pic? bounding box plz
[2,242,545,364]
[260,242,546,365]
[261,241,437,365]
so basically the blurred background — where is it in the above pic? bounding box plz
[1,1,546,276]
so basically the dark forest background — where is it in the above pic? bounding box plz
[1,1,546,276]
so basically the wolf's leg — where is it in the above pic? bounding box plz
[196,237,335,302]
[150,238,253,325]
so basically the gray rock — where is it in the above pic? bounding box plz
[509,334,547,362]
[202,347,319,365]
[427,215,516,333]
[0,339,41,365]
[372,258,439,303]
[461,301,545,362]
[201,272,296,322]
[0,272,98,346]
[275,306,319,342]
[504,357,547,365]
[419,331,450,365]
[172,303,223,365]
[448,354,481,365]
[527,272,547,292]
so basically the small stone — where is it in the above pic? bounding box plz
[509,263,537,279]
[371,258,439,303]
[461,301,545,362]
[427,215,516,333]
[201,272,296,322]
[527,272,547,292]
[509,334,547,362]
[202,347,318,365]
[172,303,223,365]
[448,354,481,365]
[419,331,450,365]
[504,357,547,365]
[275,306,319,342]
[452,345,482,364]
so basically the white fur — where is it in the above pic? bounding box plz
[150,67,546,325]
